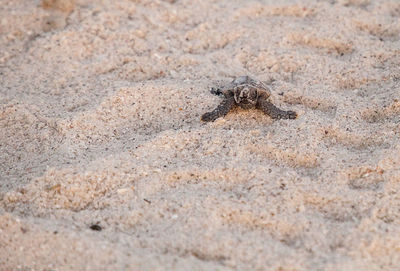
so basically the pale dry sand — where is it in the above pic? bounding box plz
[1,0,400,270]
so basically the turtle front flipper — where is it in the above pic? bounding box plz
[257,99,297,120]
[201,96,235,122]
[210,87,223,96]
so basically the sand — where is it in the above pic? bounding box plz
[1,0,400,269]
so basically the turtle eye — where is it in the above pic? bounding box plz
[247,89,257,103]
[233,87,241,103]
[251,90,257,100]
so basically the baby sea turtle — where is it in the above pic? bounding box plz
[201,76,297,122]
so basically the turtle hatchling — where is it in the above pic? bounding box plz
[201,76,297,122]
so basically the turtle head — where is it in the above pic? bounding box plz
[233,85,258,105]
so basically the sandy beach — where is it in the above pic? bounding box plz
[1,0,400,269]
